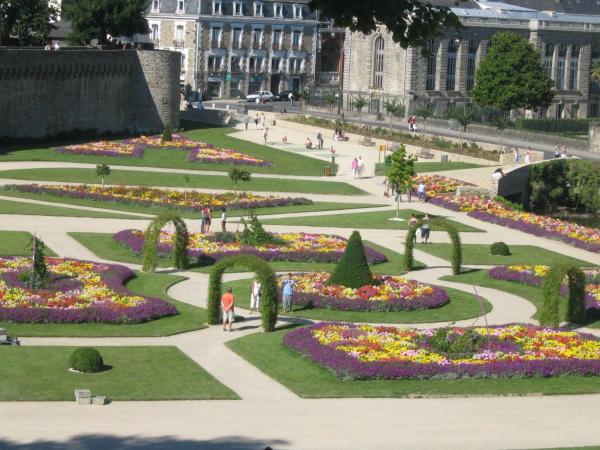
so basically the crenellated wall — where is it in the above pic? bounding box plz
[0,49,180,141]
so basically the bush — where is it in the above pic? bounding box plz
[540,265,586,327]
[493,195,523,211]
[161,124,173,142]
[209,232,238,243]
[239,211,284,246]
[429,328,483,356]
[490,242,511,256]
[69,348,104,373]
[515,118,590,134]
[328,230,373,289]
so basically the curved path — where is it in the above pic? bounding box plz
[2,122,600,449]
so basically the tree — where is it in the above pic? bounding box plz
[0,0,57,46]
[308,0,459,51]
[327,230,374,289]
[567,160,600,213]
[352,95,367,127]
[323,92,338,119]
[386,145,416,217]
[228,167,251,194]
[28,235,48,290]
[384,99,406,134]
[592,60,600,83]
[448,106,479,151]
[62,0,149,45]
[414,102,435,139]
[95,164,110,187]
[492,116,512,151]
[472,32,554,113]
[161,124,173,143]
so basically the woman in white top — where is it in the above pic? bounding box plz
[250,278,262,313]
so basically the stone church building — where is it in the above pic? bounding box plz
[343,0,600,118]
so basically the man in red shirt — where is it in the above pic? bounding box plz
[221,288,235,332]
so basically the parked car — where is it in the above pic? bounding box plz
[246,90,274,102]
[274,90,302,101]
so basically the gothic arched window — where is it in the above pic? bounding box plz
[373,36,385,88]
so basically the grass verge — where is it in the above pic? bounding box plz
[0,197,140,219]
[0,231,57,256]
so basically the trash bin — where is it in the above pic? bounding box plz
[323,166,331,176]
[440,154,449,163]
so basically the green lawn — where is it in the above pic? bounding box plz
[0,124,328,176]
[375,161,486,176]
[0,197,140,219]
[223,279,490,323]
[0,346,237,401]
[226,327,600,398]
[0,188,381,219]
[416,244,594,266]
[0,168,365,195]
[67,233,423,275]
[262,209,482,232]
[0,272,207,337]
[441,269,600,328]
[0,231,57,256]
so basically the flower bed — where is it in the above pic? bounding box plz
[114,230,388,264]
[55,134,272,166]
[488,265,600,310]
[0,257,177,323]
[8,184,312,212]
[275,272,448,311]
[284,322,600,380]
[413,175,473,197]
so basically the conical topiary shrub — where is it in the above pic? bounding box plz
[327,230,374,288]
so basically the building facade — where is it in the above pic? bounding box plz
[146,0,320,98]
[343,0,600,118]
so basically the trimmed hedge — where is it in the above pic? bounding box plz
[327,230,373,289]
[207,254,278,332]
[490,242,510,256]
[404,220,462,275]
[69,348,104,373]
[142,213,189,272]
[515,118,590,134]
[540,265,586,327]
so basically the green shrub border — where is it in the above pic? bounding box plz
[404,221,462,275]
[142,213,189,272]
[540,265,586,327]
[207,254,278,332]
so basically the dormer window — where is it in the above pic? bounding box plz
[274,3,283,17]
[151,0,160,12]
[176,0,184,13]
[233,1,243,16]
[212,1,222,15]
[254,2,264,16]
[293,4,302,18]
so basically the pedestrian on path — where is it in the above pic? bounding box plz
[409,214,418,243]
[282,273,295,313]
[561,145,568,158]
[260,113,266,130]
[420,214,430,244]
[201,205,212,234]
[254,114,259,129]
[221,288,235,332]
[351,158,358,178]
[525,147,532,164]
[357,156,364,178]
[288,92,294,105]
[221,208,227,232]
[316,130,324,149]
[263,127,269,145]
[554,143,560,158]
[417,182,426,201]
[244,116,249,131]
[250,278,262,314]
[282,134,288,144]
[514,147,520,165]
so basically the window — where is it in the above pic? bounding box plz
[289,58,301,73]
[231,56,241,72]
[555,103,563,118]
[212,1,222,14]
[372,36,384,88]
[151,0,159,11]
[293,4,302,18]
[208,55,222,72]
[446,39,458,91]
[211,27,221,47]
[252,29,262,48]
[180,53,186,73]
[272,29,282,49]
[569,45,579,91]
[274,3,283,17]
[556,44,567,91]
[177,0,184,12]
[591,47,600,95]
[426,40,437,91]
[271,57,281,72]
[591,103,599,117]
[466,40,477,92]
[175,25,184,47]
[249,56,262,72]
[232,28,242,48]
[151,24,159,43]
[254,1,263,16]
[544,43,553,79]
[292,30,302,50]
[233,2,243,15]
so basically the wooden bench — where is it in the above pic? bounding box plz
[418,147,434,159]
[359,135,375,146]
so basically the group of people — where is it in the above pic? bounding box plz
[220,274,296,331]
[199,206,228,234]
[333,128,347,141]
[351,157,365,178]
[254,113,267,130]
[553,144,569,159]
[305,130,325,149]
[44,41,61,51]
[384,180,427,203]
[513,147,533,165]
[408,213,431,243]
[407,116,418,133]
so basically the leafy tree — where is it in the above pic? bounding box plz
[492,116,512,151]
[0,0,57,46]
[472,32,554,113]
[95,164,110,187]
[327,230,374,288]
[592,60,600,83]
[529,159,569,213]
[62,0,149,45]
[567,160,600,213]
[352,95,367,127]
[228,167,251,194]
[386,145,416,216]
[414,102,435,138]
[448,106,479,151]
[323,92,338,119]
[161,124,173,143]
[384,99,406,134]
[308,0,459,51]
[28,235,48,290]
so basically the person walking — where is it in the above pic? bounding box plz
[554,143,560,158]
[417,182,426,201]
[250,278,262,314]
[202,205,212,234]
[221,288,235,332]
[561,145,568,158]
[220,208,227,232]
[281,273,295,313]
[244,116,249,131]
[254,114,259,129]
[357,156,364,178]
[263,126,269,145]
[421,214,431,244]
[514,147,520,165]
[351,158,358,178]
[409,214,418,243]
[316,130,324,149]
[525,147,532,164]
[288,92,294,105]
[260,113,266,130]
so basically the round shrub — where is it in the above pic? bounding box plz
[69,348,104,373]
[490,242,510,256]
